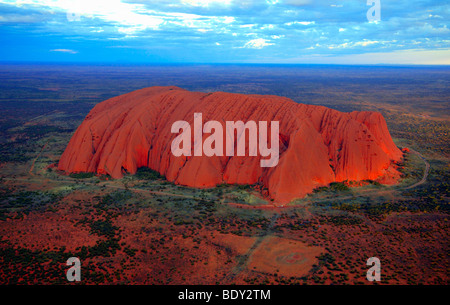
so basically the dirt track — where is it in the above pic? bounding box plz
[222,213,280,283]
[404,149,430,189]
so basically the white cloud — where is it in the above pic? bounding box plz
[285,21,315,26]
[240,24,256,28]
[117,26,147,35]
[327,40,381,49]
[50,48,78,54]
[0,14,42,22]
[354,40,379,47]
[1,0,449,64]
[283,0,311,6]
[0,0,235,34]
[181,0,232,7]
[243,38,274,49]
[2,0,164,29]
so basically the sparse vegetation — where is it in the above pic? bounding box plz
[0,64,448,285]
[69,172,94,179]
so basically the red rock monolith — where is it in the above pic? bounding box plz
[58,86,402,204]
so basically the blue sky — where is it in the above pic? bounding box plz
[0,0,449,64]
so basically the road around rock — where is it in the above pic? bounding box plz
[404,149,430,190]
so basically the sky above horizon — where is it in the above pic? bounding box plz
[0,0,449,65]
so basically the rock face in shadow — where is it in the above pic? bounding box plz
[58,86,402,204]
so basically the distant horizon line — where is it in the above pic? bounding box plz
[0,61,449,68]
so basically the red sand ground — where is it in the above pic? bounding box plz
[0,177,447,284]
[246,236,323,278]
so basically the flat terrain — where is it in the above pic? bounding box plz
[0,64,448,284]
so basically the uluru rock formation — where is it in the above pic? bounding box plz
[58,86,403,204]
